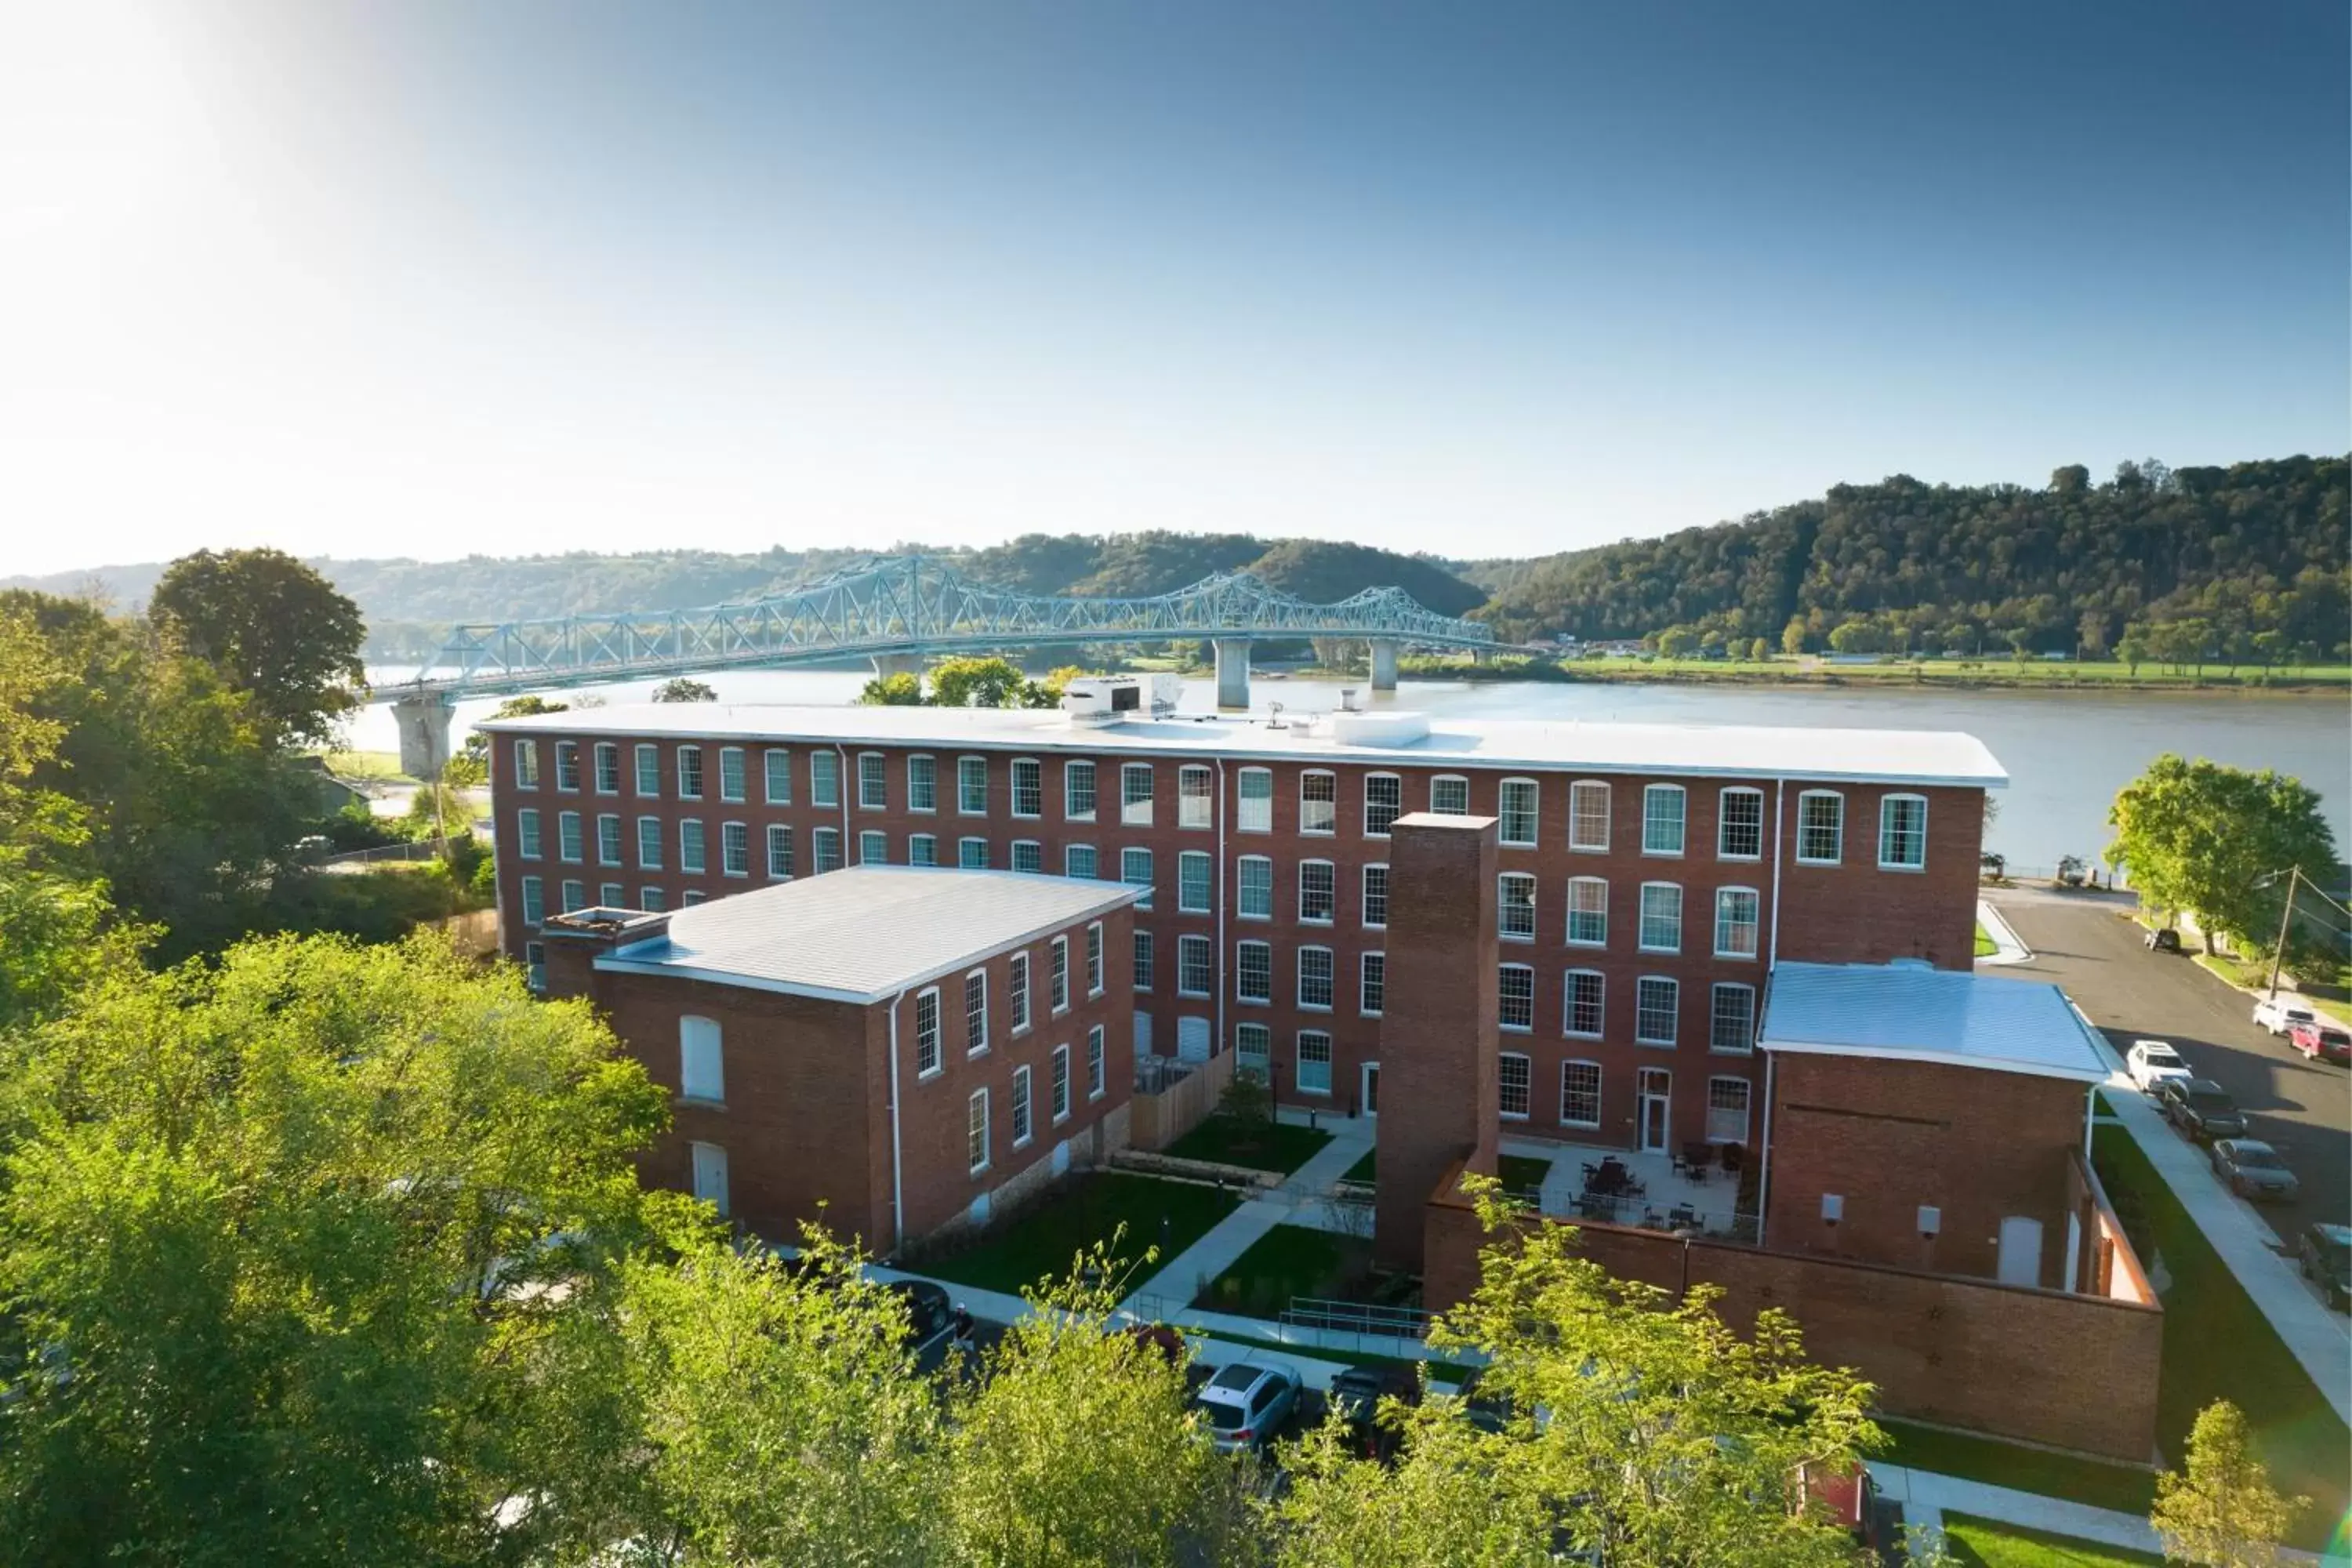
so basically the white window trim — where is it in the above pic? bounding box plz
[1176,935,1213,999]
[914,985,942,1076]
[1050,936,1070,1014]
[1009,951,1032,1036]
[1051,1044,1073,1124]
[1637,880,1682,954]
[1560,1059,1603,1130]
[1359,951,1385,1018]
[1361,862,1388,930]
[557,810,583,864]
[633,742,659,798]
[1497,776,1539,847]
[1711,982,1757,1054]
[811,751,840,809]
[720,820,751,879]
[909,832,937,867]
[1064,760,1097,822]
[1499,962,1535,1034]
[1236,855,1274,921]
[1878,793,1930,872]
[516,808,543,861]
[1641,782,1686,858]
[1567,779,1612,853]
[764,746,793,806]
[959,837,989,869]
[1087,1025,1106,1102]
[766,822,793,880]
[1716,786,1766,862]
[514,739,541,791]
[1498,871,1537,942]
[1498,1051,1533,1121]
[1298,858,1337,926]
[1430,774,1471,815]
[856,750,888,811]
[1794,788,1845,865]
[1363,772,1403,839]
[675,746,702,801]
[1296,945,1335,1012]
[717,746,747,805]
[1010,1065,1034,1149]
[1635,975,1680,1047]
[902,753,935,814]
[679,1014,724,1105]
[1712,884,1762,961]
[1566,875,1608,948]
[1086,921,1105,998]
[858,829,889,867]
[1235,939,1272,1006]
[1294,1030,1334,1096]
[1178,850,1213,914]
[1563,967,1606,1040]
[1236,766,1274,833]
[964,968,990,1056]
[968,1088,991,1175]
[1707,1075,1754,1145]
[596,814,622,867]
[593,742,621,796]
[1120,762,1155,826]
[1007,838,1041,874]
[637,816,662,871]
[678,818,706,875]
[1011,757,1044,820]
[554,740,579,793]
[1298,769,1338,837]
[1178,764,1214,830]
[957,755,989,817]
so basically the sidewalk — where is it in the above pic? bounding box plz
[1871,1461,2337,1566]
[1975,898,2033,966]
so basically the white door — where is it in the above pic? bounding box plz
[1997,1216,2043,1287]
[1637,1069,1671,1154]
[1134,1010,1154,1060]
[1361,1061,1380,1118]
[691,1141,730,1218]
[1176,1015,1210,1063]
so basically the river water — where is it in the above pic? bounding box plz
[350,670,2350,874]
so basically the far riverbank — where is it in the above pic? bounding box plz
[1385,653,2352,696]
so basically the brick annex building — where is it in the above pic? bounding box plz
[484,685,1994,1164]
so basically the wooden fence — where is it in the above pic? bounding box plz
[1124,1051,1235,1152]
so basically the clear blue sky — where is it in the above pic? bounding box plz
[2,0,2343,575]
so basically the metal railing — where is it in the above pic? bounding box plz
[1559,1189,1760,1242]
[1134,1055,1202,1094]
[1280,1298,1432,1340]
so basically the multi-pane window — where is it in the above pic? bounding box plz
[1235,1022,1271,1080]
[1499,964,1534,1031]
[1064,760,1097,820]
[1178,851,1212,913]
[722,822,750,876]
[680,1015,724,1102]
[520,875,545,925]
[1707,1077,1753,1144]
[860,829,888,866]
[1499,1054,1532,1120]
[592,817,626,869]
[1236,941,1272,1004]
[1431,775,1470,815]
[1085,922,1104,996]
[1363,774,1402,837]
[915,989,941,1074]
[1718,788,1765,859]
[1011,840,1041,873]
[1011,1066,1033,1146]
[517,808,543,859]
[1011,759,1043,818]
[561,880,586,914]
[960,837,989,869]
[1296,1031,1334,1095]
[1635,977,1679,1045]
[1638,882,1682,952]
[1565,970,1605,1036]
[682,891,706,906]
[1499,873,1536,940]
[909,833,937,866]
[967,1089,990,1174]
[767,824,794,878]
[594,742,622,793]
[858,752,887,810]
[1051,1044,1071,1122]
[1360,952,1385,1016]
[1178,766,1213,829]
[1710,982,1756,1054]
[811,751,838,808]
[964,970,989,1054]
[1121,848,1154,909]
[1299,771,1337,835]
[558,811,583,862]
[765,748,793,804]
[601,877,626,905]
[1561,1062,1602,1128]
[1120,764,1154,826]
[1065,844,1098,880]
[514,740,541,789]
[624,743,653,797]
[1298,946,1334,1009]
[1237,768,1273,832]
[1050,937,1069,1011]
[679,819,706,874]
[555,741,580,791]
[1361,864,1389,928]
[639,887,665,913]
[1797,791,1844,864]
[1498,779,1537,846]
[1566,877,1607,946]
[1714,887,1760,959]
[1642,784,1686,855]
[1569,781,1611,851]
[1177,935,1212,996]
[906,754,936,812]
[1298,861,1336,924]
[1237,856,1273,919]
[638,816,662,869]
[958,757,988,815]
[718,748,746,804]
[1009,952,1031,1033]
[1086,1025,1105,1099]
[814,827,842,873]
[1879,795,1929,869]
[677,745,703,800]
[1132,931,1154,991]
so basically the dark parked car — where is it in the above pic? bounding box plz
[2299,1224,2351,1312]
[2144,927,2183,953]
[2158,1078,2247,1143]
[1328,1363,1422,1461]
[2210,1139,2299,1203]
[885,1279,952,1348]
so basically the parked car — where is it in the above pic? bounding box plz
[1328,1363,1422,1461]
[2299,1224,2352,1312]
[2156,1078,2247,1143]
[2287,1021,2352,1065]
[1192,1361,1301,1454]
[2252,997,2318,1036]
[2144,927,2183,953]
[2210,1139,2299,1203]
[2126,1040,2194,1094]
[885,1279,952,1350]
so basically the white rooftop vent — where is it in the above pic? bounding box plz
[1061,673,1181,727]
[1326,710,1431,748]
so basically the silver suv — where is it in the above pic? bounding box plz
[1192,1361,1301,1454]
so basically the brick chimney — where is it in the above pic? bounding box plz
[1374,811,1501,1274]
[537,907,670,1002]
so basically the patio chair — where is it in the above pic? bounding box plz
[1667,1203,1698,1229]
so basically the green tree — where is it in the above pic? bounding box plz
[1780,618,1809,656]
[2118,624,2150,674]
[930,655,1032,708]
[2151,1400,2307,1566]
[652,677,718,702]
[859,671,926,706]
[1828,620,1877,655]
[1748,637,1770,662]
[2005,627,2034,662]
[1654,627,1696,660]
[2103,755,2339,950]
[148,548,366,748]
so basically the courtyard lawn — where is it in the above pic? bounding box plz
[1193,1223,1374,1319]
[1976,922,1998,957]
[918,1174,1240,1298]
[1938,1514,2161,1567]
[1343,1148,1376,1185]
[1162,1116,1334,1176]
[1875,1421,2154,1515]
[2091,1123,2349,1551]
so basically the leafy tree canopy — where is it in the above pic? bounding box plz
[2151,1399,2307,1567]
[652,677,717,702]
[2103,753,2339,949]
[148,548,367,746]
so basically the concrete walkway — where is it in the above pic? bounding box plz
[1868,1462,2162,1558]
[1975,898,2034,966]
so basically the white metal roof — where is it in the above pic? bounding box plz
[594,866,1142,1002]
[484,702,2006,788]
[1759,961,2109,1083]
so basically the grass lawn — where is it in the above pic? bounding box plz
[1161,1116,1334,1175]
[314,748,416,783]
[1875,1420,2154,1515]
[1939,1514,2160,1567]
[2091,1123,2349,1551]
[1343,1148,1376,1185]
[1194,1223,1374,1319]
[1499,1154,1552,1195]
[2192,949,2350,1007]
[918,1174,1240,1298]
[1976,922,1998,957]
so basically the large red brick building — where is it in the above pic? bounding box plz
[483,690,2000,1160]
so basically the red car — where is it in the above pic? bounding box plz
[2288,1021,2351,1065]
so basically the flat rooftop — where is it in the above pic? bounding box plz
[593,866,1142,1002]
[1760,961,2110,1083]
[481,702,2007,788]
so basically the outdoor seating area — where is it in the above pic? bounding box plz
[1511,1140,1759,1242]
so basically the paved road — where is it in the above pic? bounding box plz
[1987,887,2350,1240]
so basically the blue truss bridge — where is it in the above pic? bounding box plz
[382,554,1499,775]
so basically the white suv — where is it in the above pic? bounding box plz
[1192,1361,1301,1454]
[2252,998,2317,1037]
[2127,1040,2194,1094]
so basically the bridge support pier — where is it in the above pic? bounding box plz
[393,693,456,782]
[1213,638,1252,710]
[1368,638,1399,691]
[869,652,926,689]
[1471,645,1491,667]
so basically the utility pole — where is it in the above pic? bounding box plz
[2266,866,2302,1000]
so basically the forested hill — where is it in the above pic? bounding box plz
[1473,456,2349,655]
